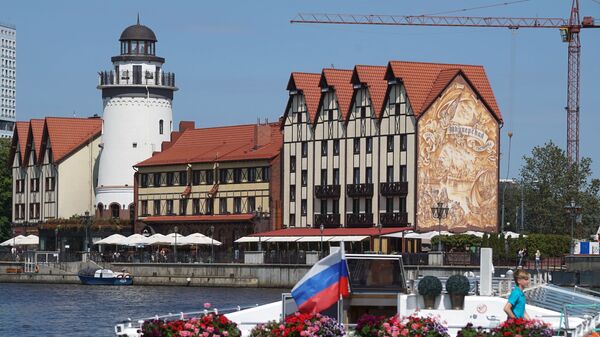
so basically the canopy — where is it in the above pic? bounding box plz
[235,236,263,243]
[265,236,302,242]
[382,231,454,244]
[296,236,335,242]
[94,234,127,245]
[183,233,222,246]
[19,235,39,245]
[327,235,369,242]
[0,235,37,246]
[122,234,154,246]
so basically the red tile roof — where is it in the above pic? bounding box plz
[142,214,255,223]
[386,60,502,121]
[14,121,29,163]
[287,72,321,123]
[321,69,354,121]
[352,65,388,118]
[136,123,282,167]
[43,117,102,163]
[30,119,44,162]
[251,227,410,237]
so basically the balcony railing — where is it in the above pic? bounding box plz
[98,70,176,88]
[380,182,409,196]
[346,183,374,197]
[315,185,341,199]
[379,212,409,227]
[346,213,374,227]
[313,214,341,228]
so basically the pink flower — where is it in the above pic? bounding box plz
[222,331,229,336]
[204,302,212,309]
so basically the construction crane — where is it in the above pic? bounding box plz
[291,0,600,165]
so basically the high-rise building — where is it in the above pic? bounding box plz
[0,23,16,138]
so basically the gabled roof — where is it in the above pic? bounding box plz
[30,119,44,163]
[136,123,282,167]
[320,68,354,122]
[286,72,321,123]
[352,65,388,118]
[14,122,29,163]
[386,60,502,121]
[42,117,102,163]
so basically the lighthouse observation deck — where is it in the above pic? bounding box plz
[98,70,176,89]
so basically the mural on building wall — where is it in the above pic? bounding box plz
[416,76,498,233]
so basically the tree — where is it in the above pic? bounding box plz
[518,141,600,236]
[0,138,11,242]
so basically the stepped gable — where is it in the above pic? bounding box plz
[320,68,354,122]
[352,65,388,118]
[43,117,102,163]
[386,60,502,121]
[286,72,321,124]
[136,122,282,167]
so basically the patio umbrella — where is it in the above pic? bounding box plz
[19,235,39,245]
[122,234,153,246]
[184,233,222,246]
[94,234,127,245]
[0,235,26,246]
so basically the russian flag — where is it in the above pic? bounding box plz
[291,243,350,314]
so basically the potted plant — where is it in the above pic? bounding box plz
[418,275,443,309]
[446,274,471,309]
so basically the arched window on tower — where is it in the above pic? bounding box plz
[110,203,120,219]
[159,120,164,135]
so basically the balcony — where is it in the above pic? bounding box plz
[313,214,341,228]
[379,212,409,227]
[315,185,341,199]
[380,182,409,196]
[98,70,176,88]
[346,213,374,228]
[346,183,374,197]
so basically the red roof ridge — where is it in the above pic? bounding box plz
[43,117,102,163]
[320,68,354,122]
[352,65,388,118]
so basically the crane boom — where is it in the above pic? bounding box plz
[291,13,568,28]
[292,1,600,165]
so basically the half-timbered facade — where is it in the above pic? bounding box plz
[134,121,282,247]
[282,61,502,233]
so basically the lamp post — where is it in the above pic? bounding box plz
[210,225,215,263]
[431,202,449,252]
[174,226,178,263]
[564,200,582,254]
[377,223,383,254]
[319,224,324,258]
[83,211,91,253]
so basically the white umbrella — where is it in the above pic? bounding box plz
[0,235,26,246]
[166,232,191,246]
[464,231,485,238]
[122,234,153,246]
[404,231,454,243]
[146,233,184,245]
[19,235,39,245]
[503,231,526,239]
[94,234,127,245]
[184,233,222,246]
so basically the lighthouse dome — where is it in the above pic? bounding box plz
[119,24,157,42]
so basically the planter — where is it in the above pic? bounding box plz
[450,293,465,309]
[423,294,437,309]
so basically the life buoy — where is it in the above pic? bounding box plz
[34,265,39,273]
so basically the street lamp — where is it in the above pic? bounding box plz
[319,224,324,258]
[564,200,582,254]
[83,211,91,253]
[377,223,383,254]
[431,202,449,252]
[174,226,178,263]
[210,225,215,263]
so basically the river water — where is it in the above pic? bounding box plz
[0,283,285,337]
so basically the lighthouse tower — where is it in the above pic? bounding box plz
[96,20,177,212]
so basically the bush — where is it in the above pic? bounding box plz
[446,274,470,295]
[418,275,443,296]
[249,312,344,337]
[431,234,482,251]
[457,323,491,337]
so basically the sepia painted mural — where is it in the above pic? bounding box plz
[416,76,499,233]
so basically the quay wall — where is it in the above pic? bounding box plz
[0,261,486,288]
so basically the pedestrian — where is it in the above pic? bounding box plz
[535,250,541,270]
[504,269,531,319]
[517,248,524,268]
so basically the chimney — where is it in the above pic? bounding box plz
[179,121,195,132]
[254,123,271,149]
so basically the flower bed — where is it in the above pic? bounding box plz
[457,319,553,337]
[249,312,344,337]
[141,304,241,337]
[355,314,450,337]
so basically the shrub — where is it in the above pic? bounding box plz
[248,312,344,337]
[457,323,491,337]
[418,276,443,296]
[355,314,385,337]
[446,274,470,296]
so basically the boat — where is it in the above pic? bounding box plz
[114,250,600,337]
[78,268,133,285]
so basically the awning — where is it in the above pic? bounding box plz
[235,236,264,243]
[296,236,335,242]
[265,236,302,242]
[327,235,368,242]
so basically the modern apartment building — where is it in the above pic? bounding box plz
[282,61,502,233]
[134,121,282,247]
[0,23,16,137]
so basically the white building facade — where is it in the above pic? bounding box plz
[0,23,16,138]
[282,61,502,234]
[96,21,177,211]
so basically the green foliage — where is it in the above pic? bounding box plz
[0,139,12,242]
[480,233,569,257]
[430,234,481,251]
[446,274,470,295]
[418,275,442,296]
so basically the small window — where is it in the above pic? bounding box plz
[320,199,327,215]
[166,172,174,186]
[400,165,407,182]
[290,156,296,173]
[333,169,339,185]
[153,200,161,215]
[233,197,241,214]
[301,142,308,158]
[166,200,174,215]
[233,168,242,183]
[321,169,327,186]
[219,198,228,214]
[321,141,328,156]
[365,198,372,214]
[192,170,201,185]
[353,138,360,154]
[352,198,360,214]
[333,199,339,214]
[301,170,308,187]
[140,174,148,188]
[110,203,120,218]
[248,167,256,182]
[159,119,164,135]
[386,197,394,213]
[387,166,394,182]
[366,137,372,154]
[400,197,407,213]
[366,167,372,184]
[301,199,307,216]
[290,185,296,202]
[141,200,148,216]
[400,134,407,152]
[328,109,334,121]
[132,142,137,148]
[206,198,213,215]
[387,135,394,152]
[360,106,367,119]
[192,198,200,215]
[289,213,296,227]
[153,173,161,187]
[247,197,256,213]
[353,168,360,185]
[333,140,340,156]
[179,199,187,215]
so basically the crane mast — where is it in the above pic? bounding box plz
[291,0,599,165]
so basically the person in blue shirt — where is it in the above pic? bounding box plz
[504,269,530,319]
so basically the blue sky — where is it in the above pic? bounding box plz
[3,0,600,178]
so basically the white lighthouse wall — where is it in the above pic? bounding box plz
[96,96,173,206]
